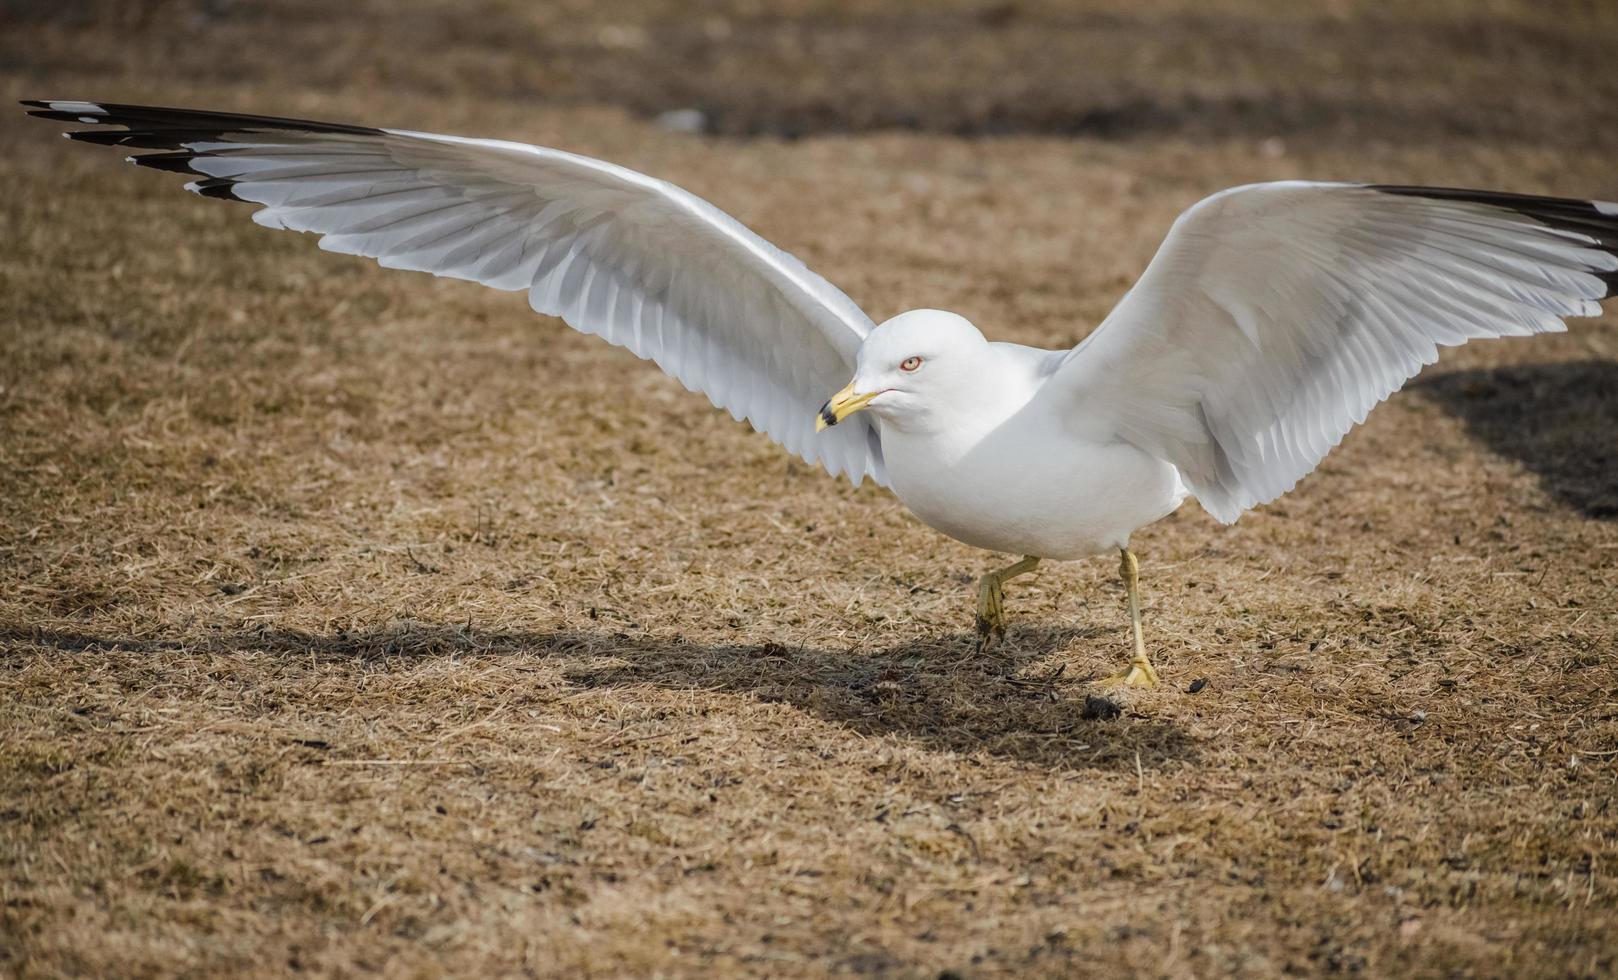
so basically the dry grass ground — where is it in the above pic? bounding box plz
[3,1,1618,976]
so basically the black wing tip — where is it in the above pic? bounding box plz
[24,98,385,201]
[188,176,244,201]
[1371,183,1618,228]
[21,98,108,123]
[1597,269,1618,299]
[22,98,384,139]
[127,150,199,174]
[1373,183,1618,299]
[20,98,90,110]
[65,129,140,145]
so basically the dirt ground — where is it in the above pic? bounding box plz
[3,1,1617,976]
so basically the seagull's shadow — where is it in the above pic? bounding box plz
[14,620,1197,772]
[1415,359,1618,520]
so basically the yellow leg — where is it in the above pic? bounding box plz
[975,555,1041,649]
[1104,547,1160,688]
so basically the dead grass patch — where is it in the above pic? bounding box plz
[3,1,1617,976]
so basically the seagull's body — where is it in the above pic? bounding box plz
[26,99,1618,687]
[872,332,1186,560]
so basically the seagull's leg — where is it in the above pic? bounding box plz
[1104,547,1161,688]
[975,555,1041,649]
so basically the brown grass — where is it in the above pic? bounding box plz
[3,1,1618,976]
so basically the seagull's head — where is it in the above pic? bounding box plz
[817,309,988,433]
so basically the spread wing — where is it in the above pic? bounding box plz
[1050,180,1617,522]
[24,99,887,486]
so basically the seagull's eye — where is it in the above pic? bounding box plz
[900,356,923,372]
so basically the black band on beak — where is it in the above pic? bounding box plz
[818,402,839,428]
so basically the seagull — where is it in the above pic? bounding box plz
[24,99,1618,687]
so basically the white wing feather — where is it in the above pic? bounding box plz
[28,100,886,486]
[1053,181,1618,522]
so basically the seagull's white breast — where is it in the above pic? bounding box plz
[877,349,1187,560]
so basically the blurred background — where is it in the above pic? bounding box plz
[6,0,1618,148]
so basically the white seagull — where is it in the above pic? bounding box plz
[25,100,1618,687]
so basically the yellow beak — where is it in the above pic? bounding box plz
[816,381,878,431]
